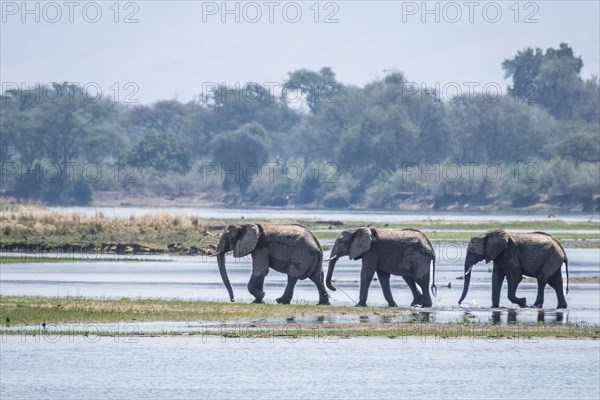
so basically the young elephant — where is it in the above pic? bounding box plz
[214,223,330,305]
[458,230,569,308]
[326,228,437,307]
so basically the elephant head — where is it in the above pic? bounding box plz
[215,224,261,302]
[458,230,510,305]
[326,228,373,291]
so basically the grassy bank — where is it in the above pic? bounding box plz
[1,296,598,338]
[1,204,598,253]
[0,255,169,264]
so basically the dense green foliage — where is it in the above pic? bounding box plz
[1,44,598,209]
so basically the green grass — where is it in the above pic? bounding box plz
[1,296,598,338]
[0,296,390,324]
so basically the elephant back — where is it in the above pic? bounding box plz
[374,228,436,259]
[261,223,322,276]
[512,231,566,272]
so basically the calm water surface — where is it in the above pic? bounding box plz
[1,208,599,399]
[1,336,598,400]
[1,245,598,324]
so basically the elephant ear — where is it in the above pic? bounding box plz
[485,230,509,262]
[349,228,373,260]
[216,233,229,254]
[233,225,260,258]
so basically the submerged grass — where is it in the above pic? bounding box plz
[1,296,597,338]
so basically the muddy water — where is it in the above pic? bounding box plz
[1,336,598,400]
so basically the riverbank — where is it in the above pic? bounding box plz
[1,204,598,253]
[1,296,598,339]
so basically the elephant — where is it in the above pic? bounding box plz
[326,227,437,307]
[214,223,330,305]
[458,230,569,309]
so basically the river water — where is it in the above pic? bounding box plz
[1,245,598,324]
[1,207,599,399]
[1,336,599,400]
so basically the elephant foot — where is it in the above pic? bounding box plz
[557,302,568,309]
[355,302,367,307]
[276,296,291,305]
[421,301,432,308]
[251,292,265,304]
[531,303,543,309]
[387,302,398,308]
[317,299,331,306]
[410,295,423,307]
[491,303,500,308]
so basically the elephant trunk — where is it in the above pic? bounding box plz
[458,252,477,305]
[458,250,485,304]
[458,250,483,304]
[458,270,471,305]
[326,256,339,291]
[217,252,235,302]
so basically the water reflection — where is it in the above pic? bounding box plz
[408,311,431,323]
[489,309,568,325]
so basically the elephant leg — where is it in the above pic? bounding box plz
[491,267,505,308]
[377,271,397,307]
[403,276,423,307]
[308,269,330,306]
[356,266,376,307]
[548,270,568,309]
[415,275,432,308]
[276,275,298,304]
[506,275,527,308]
[248,275,266,303]
[532,275,548,308]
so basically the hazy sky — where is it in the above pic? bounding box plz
[2,1,599,103]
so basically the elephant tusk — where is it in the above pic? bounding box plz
[324,255,339,262]
[464,265,474,276]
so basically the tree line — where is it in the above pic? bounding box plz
[1,43,598,210]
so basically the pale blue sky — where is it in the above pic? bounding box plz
[1,0,598,103]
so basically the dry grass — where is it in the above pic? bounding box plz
[1,203,598,252]
[0,203,219,250]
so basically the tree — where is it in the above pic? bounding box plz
[210,123,270,197]
[127,100,187,138]
[502,43,586,120]
[127,132,191,174]
[285,67,338,113]
[544,123,600,163]
[206,83,297,133]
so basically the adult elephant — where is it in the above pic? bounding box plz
[326,228,437,307]
[458,230,569,308]
[214,223,330,305]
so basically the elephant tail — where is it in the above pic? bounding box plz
[553,236,569,295]
[565,257,569,295]
[430,256,437,297]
